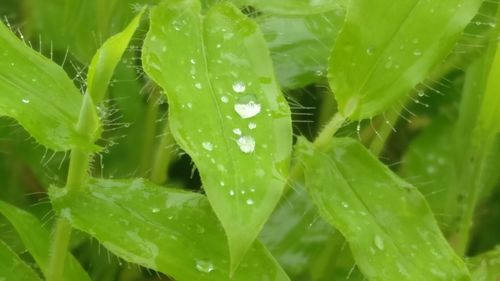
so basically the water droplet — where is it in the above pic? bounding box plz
[190,58,196,64]
[232,81,246,93]
[151,207,160,213]
[234,96,261,119]
[202,142,213,151]
[187,102,193,108]
[195,260,214,273]
[413,49,422,56]
[341,202,349,208]
[417,90,426,97]
[374,235,384,250]
[236,135,255,154]
[220,181,225,186]
[366,47,376,55]
[248,122,257,130]
[220,96,229,103]
[22,98,30,104]
[194,83,202,89]
[162,46,167,52]
[246,199,254,205]
[232,128,242,135]
[384,58,393,69]
[229,190,235,196]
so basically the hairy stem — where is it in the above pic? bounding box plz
[139,91,160,175]
[150,121,175,185]
[47,94,95,281]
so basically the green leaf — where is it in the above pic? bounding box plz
[86,9,144,104]
[142,0,292,269]
[257,9,345,89]
[297,137,471,281]
[0,201,91,281]
[0,239,42,281]
[329,0,483,120]
[48,178,291,281]
[0,21,98,152]
[467,247,500,281]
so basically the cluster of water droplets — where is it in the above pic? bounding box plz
[230,81,261,154]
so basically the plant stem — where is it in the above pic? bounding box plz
[313,112,347,149]
[150,121,175,185]
[139,91,160,175]
[47,94,95,281]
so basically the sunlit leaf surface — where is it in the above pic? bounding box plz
[142,0,292,269]
[297,137,471,281]
[49,178,290,281]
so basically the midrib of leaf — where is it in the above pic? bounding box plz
[320,152,425,278]
[352,1,419,106]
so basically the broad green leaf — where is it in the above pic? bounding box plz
[0,240,42,281]
[257,9,344,89]
[329,0,483,120]
[0,201,91,281]
[297,137,471,281]
[48,178,291,281]
[467,247,500,281]
[0,21,98,152]
[142,0,292,269]
[86,9,144,104]
[232,0,344,15]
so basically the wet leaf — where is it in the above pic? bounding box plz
[0,201,91,281]
[86,9,144,104]
[48,178,290,281]
[0,21,99,152]
[0,240,42,281]
[142,0,292,269]
[232,0,344,15]
[329,0,483,120]
[297,137,471,281]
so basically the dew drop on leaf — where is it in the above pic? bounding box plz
[248,122,257,130]
[234,95,261,119]
[151,207,160,213]
[202,142,213,151]
[374,235,385,250]
[232,81,246,93]
[236,135,255,154]
[246,198,254,205]
[220,96,229,103]
[413,49,422,56]
[232,128,242,135]
[21,98,30,104]
[195,260,214,273]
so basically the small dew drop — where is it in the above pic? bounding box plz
[190,58,196,64]
[194,83,202,89]
[195,260,214,273]
[22,98,30,104]
[202,142,213,151]
[232,81,246,93]
[248,122,257,130]
[229,190,235,196]
[413,49,422,56]
[151,207,160,213]
[341,202,349,208]
[374,235,385,250]
[234,96,261,119]
[246,199,254,205]
[366,47,376,55]
[232,128,242,135]
[220,96,229,103]
[220,181,225,186]
[236,135,255,154]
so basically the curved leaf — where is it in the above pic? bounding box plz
[142,0,292,269]
[0,240,42,281]
[48,178,290,281]
[329,0,483,120]
[297,137,471,281]
[0,21,98,152]
[86,9,144,104]
[0,201,91,281]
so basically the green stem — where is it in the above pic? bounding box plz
[313,112,347,149]
[47,94,95,281]
[150,121,175,185]
[139,91,160,175]
[369,108,401,156]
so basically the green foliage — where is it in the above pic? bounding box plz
[0,0,500,280]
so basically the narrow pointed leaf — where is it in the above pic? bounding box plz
[0,240,42,281]
[48,178,290,281]
[297,137,471,281]
[86,9,144,104]
[0,201,91,281]
[142,0,292,269]
[329,0,483,120]
[0,21,99,152]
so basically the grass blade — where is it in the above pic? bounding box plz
[297,137,471,281]
[329,0,483,120]
[0,201,91,281]
[49,178,291,281]
[142,0,292,270]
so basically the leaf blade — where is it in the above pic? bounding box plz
[142,0,292,269]
[0,240,42,281]
[297,137,471,281]
[49,178,290,281]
